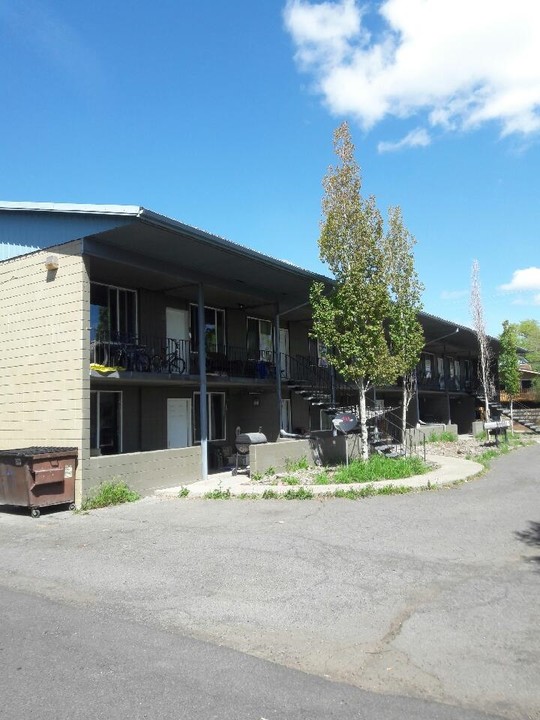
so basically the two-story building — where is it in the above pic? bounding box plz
[0,202,497,501]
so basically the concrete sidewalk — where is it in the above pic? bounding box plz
[155,453,484,498]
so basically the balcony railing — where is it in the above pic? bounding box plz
[416,371,475,393]
[90,335,287,380]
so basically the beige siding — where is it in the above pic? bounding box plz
[0,242,88,503]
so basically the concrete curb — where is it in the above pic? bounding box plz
[155,453,484,499]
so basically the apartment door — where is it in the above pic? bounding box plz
[166,307,189,373]
[167,398,192,448]
[279,328,290,378]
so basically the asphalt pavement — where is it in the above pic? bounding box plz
[0,443,538,719]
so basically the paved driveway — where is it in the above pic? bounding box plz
[0,444,538,719]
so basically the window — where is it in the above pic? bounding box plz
[190,305,225,354]
[423,353,433,379]
[247,317,273,361]
[90,283,137,342]
[90,391,122,455]
[308,337,328,367]
[193,392,226,442]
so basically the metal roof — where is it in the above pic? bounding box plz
[0,201,500,348]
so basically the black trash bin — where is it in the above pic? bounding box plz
[0,447,78,517]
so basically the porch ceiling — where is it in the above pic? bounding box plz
[82,217,332,319]
[421,312,501,355]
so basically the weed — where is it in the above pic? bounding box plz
[178,486,190,498]
[264,466,276,477]
[427,431,457,443]
[262,488,279,499]
[283,486,314,499]
[81,479,140,510]
[251,471,263,482]
[329,484,413,499]
[285,456,310,472]
[204,485,231,499]
[474,430,487,441]
[281,475,300,485]
[313,471,331,485]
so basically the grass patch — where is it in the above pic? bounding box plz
[178,486,190,498]
[81,480,140,510]
[331,455,428,484]
[427,431,457,442]
[283,486,314,499]
[285,456,310,472]
[281,475,301,485]
[330,484,414,499]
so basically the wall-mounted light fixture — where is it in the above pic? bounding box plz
[45,255,59,271]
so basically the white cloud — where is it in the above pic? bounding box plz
[284,0,540,138]
[377,127,430,153]
[499,267,540,292]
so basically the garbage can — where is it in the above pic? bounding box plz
[0,447,78,517]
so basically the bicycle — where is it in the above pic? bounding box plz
[115,342,151,373]
[151,338,186,374]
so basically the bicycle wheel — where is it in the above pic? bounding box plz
[168,356,186,375]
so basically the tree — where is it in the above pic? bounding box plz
[311,122,413,459]
[514,319,540,372]
[470,260,494,423]
[384,207,425,442]
[499,320,520,432]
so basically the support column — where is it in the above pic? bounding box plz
[444,346,451,424]
[198,284,208,481]
[275,309,282,437]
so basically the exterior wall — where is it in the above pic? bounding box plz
[449,396,476,433]
[288,320,309,357]
[0,242,88,504]
[250,432,360,474]
[87,446,201,495]
[227,389,279,443]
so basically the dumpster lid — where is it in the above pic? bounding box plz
[0,447,78,458]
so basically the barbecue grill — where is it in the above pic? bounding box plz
[233,432,267,475]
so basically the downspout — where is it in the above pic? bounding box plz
[198,284,208,481]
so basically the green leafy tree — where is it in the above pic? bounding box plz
[513,319,540,399]
[514,319,540,371]
[499,320,520,431]
[384,207,425,441]
[310,122,398,459]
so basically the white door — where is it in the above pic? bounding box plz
[279,328,290,379]
[166,307,189,373]
[167,398,192,448]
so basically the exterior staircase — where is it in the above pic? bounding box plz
[478,395,540,433]
[500,405,540,433]
[285,359,408,455]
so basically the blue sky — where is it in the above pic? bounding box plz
[1,0,539,336]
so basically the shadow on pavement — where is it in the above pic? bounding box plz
[515,521,540,567]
